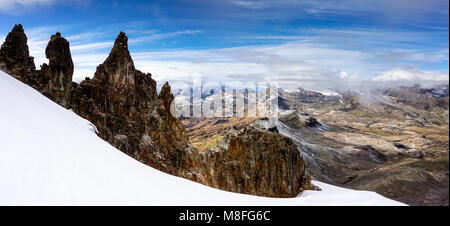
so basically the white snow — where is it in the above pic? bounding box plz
[0,71,406,206]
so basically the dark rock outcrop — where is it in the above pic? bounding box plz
[279,110,321,128]
[184,126,315,198]
[356,145,387,163]
[405,149,426,159]
[0,24,35,82]
[394,142,410,150]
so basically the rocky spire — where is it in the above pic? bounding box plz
[45,32,74,77]
[107,31,132,62]
[159,82,174,114]
[95,32,135,85]
[113,31,129,49]
[0,24,35,79]
[39,32,73,107]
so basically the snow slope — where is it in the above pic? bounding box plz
[0,71,405,206]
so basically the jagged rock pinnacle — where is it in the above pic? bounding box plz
[95,31,135,84]
[0,24,36,80]
[114,31,128,49]
[11,24,24,33]
[51,32,62,40]
[39,32,73,107]
[45,32,74,73]
[159,82,174,114]
[107,31,132,61]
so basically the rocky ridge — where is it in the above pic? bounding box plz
[0,24,313,198]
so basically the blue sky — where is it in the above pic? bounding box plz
[0,0,448,90]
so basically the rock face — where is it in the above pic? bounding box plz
[184,126,314,198]
[0,24,313,199]
[0,24,35,82]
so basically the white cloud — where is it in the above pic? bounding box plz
[373,68,449,86]
[66,32,105,42]
[229,0,269,9]
[130,30,202,44]
[0,0,91,12]
[227,0,449,18]
[0,0,55,11]
[71,41,114,51]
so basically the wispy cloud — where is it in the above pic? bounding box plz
[66,32,106,42]
[0,0,55,11]
[374,68,449,83]
[0,0,92,12]
[224,0,448,30]
[240,35,304,41]
[130,30,202,44]
[68,30,203,53]
[71,41,114,51]
[229,0,269,9]
[227,0,449,16]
